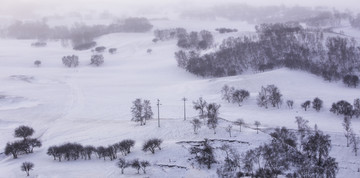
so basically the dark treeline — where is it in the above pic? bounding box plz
[182,3,351,27]
[176,22,360,81]
[47,139,135,162]
[3,17,153,48]
[154,28,214,50]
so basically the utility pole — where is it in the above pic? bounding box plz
[182,97,187,121]
[157,99,161,127]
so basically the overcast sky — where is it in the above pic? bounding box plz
[0,0,359,18]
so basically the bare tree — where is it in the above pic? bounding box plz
[21,162,34,176]
[131,99,144,125]
[234,119,245,132]
[225,125,233,137]
[343,117,352,147]
[206,103,221,134]
[231,89,250,106]
[142,138,162,154]
[131,99,153,126]
[286,100,294,109]
[117,158,129,174]
[131,159,141,174]
[350,131,359,156]
[257,86,268,108]
[143,100,153,125]
[221,85,234,103]
[295,116,310,149]
[191,118,202,134]
[301,101,311,111]
[193,97,208,121]
[140,160,150,174]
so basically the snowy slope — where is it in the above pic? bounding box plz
[0,21,360,178]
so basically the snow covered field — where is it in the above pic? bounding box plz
[0,19,360,177]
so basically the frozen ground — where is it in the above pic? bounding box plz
[0,20,359,177]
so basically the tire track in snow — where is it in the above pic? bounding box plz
[37,69,84,141]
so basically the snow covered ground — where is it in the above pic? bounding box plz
[0,19,360,177]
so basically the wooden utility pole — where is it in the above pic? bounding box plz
[157,99,161,127]
[182,97,187,120]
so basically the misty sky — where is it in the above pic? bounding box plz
[1,0,359,18]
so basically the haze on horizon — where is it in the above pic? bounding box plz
[0,0,359,19]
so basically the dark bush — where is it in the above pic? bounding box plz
[31,41,47,47]
[73,41,97,51]
[90,54,104,66]
[95,46,106,53]
[109,48,117,54]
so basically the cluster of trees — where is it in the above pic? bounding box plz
[257,85,283,109]
[62,55,79,68]
[192,97,221,134]
[176,30,214,50]
[131,98,153,126]
[46,138,163,162]
[221,85,250,106]
[187,117,343,177]
[215,28,238,34]
[153,28,187,41]
[62,54,107,67]
[4,17,153,48]
[117,158,150,174]
[155,28,214,50]
[301,97,323,112]
[330,99,360,118]
[176,22,360,81]
[241,119,338,178]
[216,144,242,177]
[47,139,135,162]
[190,139,216,169]
[4,126,41,159]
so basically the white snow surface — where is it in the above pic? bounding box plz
[0,21,359,178]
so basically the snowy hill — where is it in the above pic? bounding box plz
[0,20,360,178]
